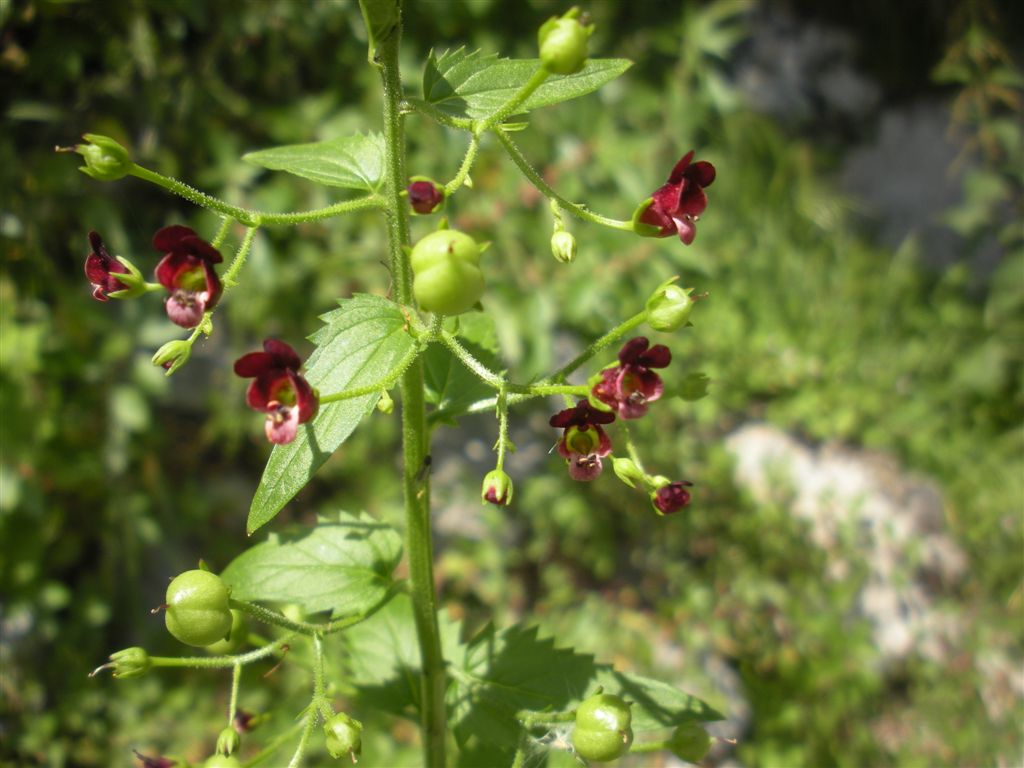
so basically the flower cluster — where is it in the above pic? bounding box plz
[548,338,693,513]
[634,151,716,245]
[233,339,319,445]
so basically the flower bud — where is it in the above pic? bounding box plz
[651,480,693,515]
[669,722,712,763]
[376,389,394,414]
[646,279,697,332]
[481,469,513,506]
[75,134,132,181]
[215,727,240,757]
[611,457,644,489]
[538,7,592,75]
[550,230,577,264]
[323,712,363,761]
[407,177,445,215]
[107,647,151,679]
[152,340,193,375]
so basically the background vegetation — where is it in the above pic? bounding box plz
[2,0,1021,766]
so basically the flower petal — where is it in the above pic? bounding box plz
[263,339,302,370]
[152,225,198,252]
[618,337,650,365]
[264,402,301,444]
[667,151,696,184]
[234,351,274,378]
[637,343,671,368]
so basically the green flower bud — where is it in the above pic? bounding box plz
[323,712,363,761]
[669,722,712,763]
[215,727,240,757]
[376,389,394,414]
[611,457,644,489]
[152,340,193,376]
[646,279,697,332]
[551,230,577,264]
[481,468,513,506]
[630,198,664,237]
[106,647,151,679]
[75,134,132,181]
[538,7,592,75]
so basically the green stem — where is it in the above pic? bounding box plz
[438,329,504,388]
[211,217,233,247]
[478,66,550,133]
[227,663,242,727]
[223,225,259,288]
[242,718,309,767]
[404,98,474,131]
[628,740,672,754]
[494,128,633,231]
[379,25,448,768]
[495,386,510,470]
[516,709,577,727]
[149,634,293,669]
[319,343,421,405]
[230,593,393,636]
[286,713,316,768]
[443,134,480,196]
[128,164,382,226]
[549,310,648,383]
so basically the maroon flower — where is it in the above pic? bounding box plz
[85,231,130,301]
[636,150,716,245]
[592,337,671,419]
[549,400,615,481]
[153,225,223,328]
[234,339,319,445]
[407,179,445,214]
[652,481,693,514]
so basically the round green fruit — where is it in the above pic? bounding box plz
[539,17,590,75]
[164,569,232,647]
[205,609,246,655]
[573,693,633,762]
[573,725,633,763]
[410,229,485,315]
[323,712,363,760]
[203,756,241,768]
[669,722,712,763]
[576,693,632,732]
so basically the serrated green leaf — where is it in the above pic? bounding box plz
[422,47,631,121]
[344,593,465,717]
[243,133,385,191]
[590,668,724,731]
[449,624,598,749]
[357,0,399,62]
[247,295,415,533]
[222,512,402,617]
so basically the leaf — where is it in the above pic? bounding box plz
[591,668,724,731]
[357,0,399,63]
[449,624,598,749]
[344,593,465,717]
[221,512,402,617]
[243,133,385,191]
[422,48,631,120]
[247,295,415,534]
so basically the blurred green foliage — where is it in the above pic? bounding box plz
[2,1,1021,766]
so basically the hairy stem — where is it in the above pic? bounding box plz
[379,21,448,768]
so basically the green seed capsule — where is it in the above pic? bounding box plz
[164,570,233,647]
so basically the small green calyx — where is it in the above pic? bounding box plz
[74,133,132,181]
[551,230,577,264]
[105,257,149,298]
[164,569,233,648]
[646,278,697,332]
[481,468,514,506]
[105,646,151,679]
[323,712,363,762]
[152,340,193,376]
[630,198,663,237]
[215,727,241,756]
[538,7,593,76]
[669,722,712,762]
[611,457,644,489]
[202,756,241,768]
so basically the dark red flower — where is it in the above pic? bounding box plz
[132,750,177,768]
[653,481,693,514]
[636,151,716,245]
[592,337,671,419]
[85,231,130,301]
[234,339,319,445]
[407,180,445,214]
[153,225,223,328]
[549,400,615,481]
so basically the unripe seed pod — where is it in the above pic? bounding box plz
[669,722,712,763]
[202,756,241,768]
[573,693,633,762]
[646,280,697,332]
[324,712,363,761]
[106,647,151,679]
[215,726,240,756]
[410,229,485,316]
[75,134,132,181]
[164,570,233,647]
[538,8,592,75]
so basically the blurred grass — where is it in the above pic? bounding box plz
[2,1,1022,766]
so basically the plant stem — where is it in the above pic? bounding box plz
[478,67,550,133]
[378,22,448,768]
[230,592,395,635]
[494,128,634,231]
[549,310,648,382]
[444,134,480,196]
[286,712,316,768]
[318,343,421,404]
[149,634,293,669]
[228,663,242,726]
